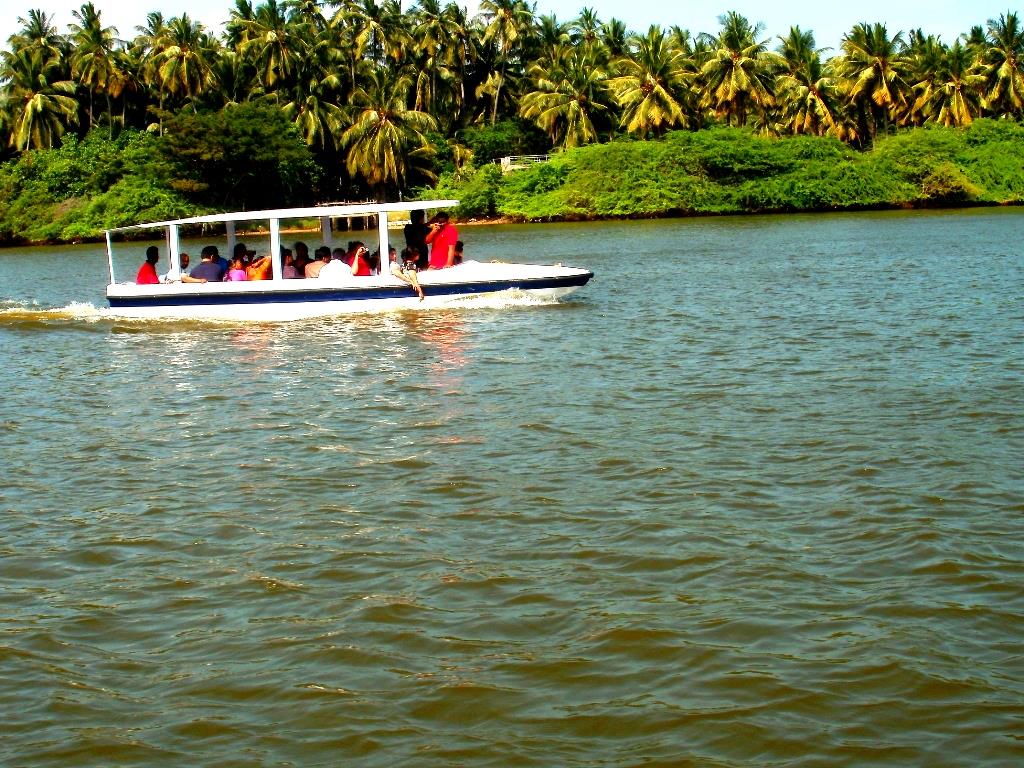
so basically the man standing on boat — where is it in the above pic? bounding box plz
[404,209,431,270]
[425,212,459,269]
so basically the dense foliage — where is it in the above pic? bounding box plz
[433,121,1024,220]
[1,3,1024,242]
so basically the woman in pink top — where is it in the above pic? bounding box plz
[225,256,247,281]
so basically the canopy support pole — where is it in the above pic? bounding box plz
[269,218,283,280]
[167,224,181,280]
[105,231,115,284]
[376,210,389,273]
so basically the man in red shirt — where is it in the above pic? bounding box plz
[425,212,459,269]
[136,246,160,284]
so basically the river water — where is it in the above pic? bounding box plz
[1,209,1022,766]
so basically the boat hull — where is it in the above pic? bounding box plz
[106,262,593,321]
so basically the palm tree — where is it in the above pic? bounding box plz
[982,11,1024,118]
[699,11,781,127]
[837,22,909,141]
[235,0,304,91]
[600,18,628,60]
[341,66,437,196]
[156,14,218,111]
[68,2,122,132]
[281,35,346,149]
[0,48,78,149]
[7,9,67,68]
[905,31,947,126]
[478,0,534,124]
[569,7,601,50]
[775,26,838,136]
[520,44,611,148]
[410,0,464,122]
[927,41,984,126]
[608,25,692,138]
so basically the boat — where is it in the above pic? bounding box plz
[104,200,593,321]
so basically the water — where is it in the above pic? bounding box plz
[1,209,1022,766]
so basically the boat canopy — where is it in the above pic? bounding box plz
[104,199,459,233]
[104,199,459,284]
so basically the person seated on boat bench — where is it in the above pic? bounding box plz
[225,254,247,281]
[305,247,330,278]
[282,248,300,279]
[246,252,273,280]
[391,246,425,301]
[136,246,161,284]
[161,253,206,283]
[351,243,372,277]
[293,242,311,275]
[318,247,348,280]
[191,245,225,282]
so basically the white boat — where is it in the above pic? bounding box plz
[104,200,593,321]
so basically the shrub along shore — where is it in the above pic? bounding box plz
[1,119,1023,246]
[437,120,1024,222]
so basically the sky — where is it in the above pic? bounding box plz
[0,0,1014,55]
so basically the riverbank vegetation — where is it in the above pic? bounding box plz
[1,2,1024,242]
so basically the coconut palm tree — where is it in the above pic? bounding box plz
[608,25,693,138]
[341,66,437,196]
[7,10,68,66]
[478,0,534,123]
[520,44,612,148]
[0,48,78,149]
[156,14,219,112]
[982,11,1024,118]
[905,30,948,126]
[68,2,122,131]
[235,0,304,92]
[837,22,909,141]
[699,11,781,127]
[775,27,839,136]
[927,41,985,126]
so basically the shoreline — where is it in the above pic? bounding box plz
[2,200,1022,248]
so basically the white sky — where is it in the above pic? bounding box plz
[0,1,1012,55]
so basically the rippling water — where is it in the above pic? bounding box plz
[1,209,1022,766]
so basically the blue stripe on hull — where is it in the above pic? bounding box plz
[108,273,592,309]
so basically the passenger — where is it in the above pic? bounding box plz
[136,245,160,284]
[404,209,431,270]
[454,240,464,265]
[350,243,372,277]
[232,242,248,266]
[246,253,273,280]
[391,246,425,301]
[293,241,310,273]
[317,248,349,280]
[214,246,230,275]
[282,249,300,279]
[190,245,225,282]
[345,241,362,266]
[225,256,247,281]
[305,247,330,278]
[161,253,204,283]
[425,212,458,269]
[366,248,381,276]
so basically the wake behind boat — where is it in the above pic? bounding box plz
[104,200,593,321]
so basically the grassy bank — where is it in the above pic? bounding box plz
[433,120,1024,221]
